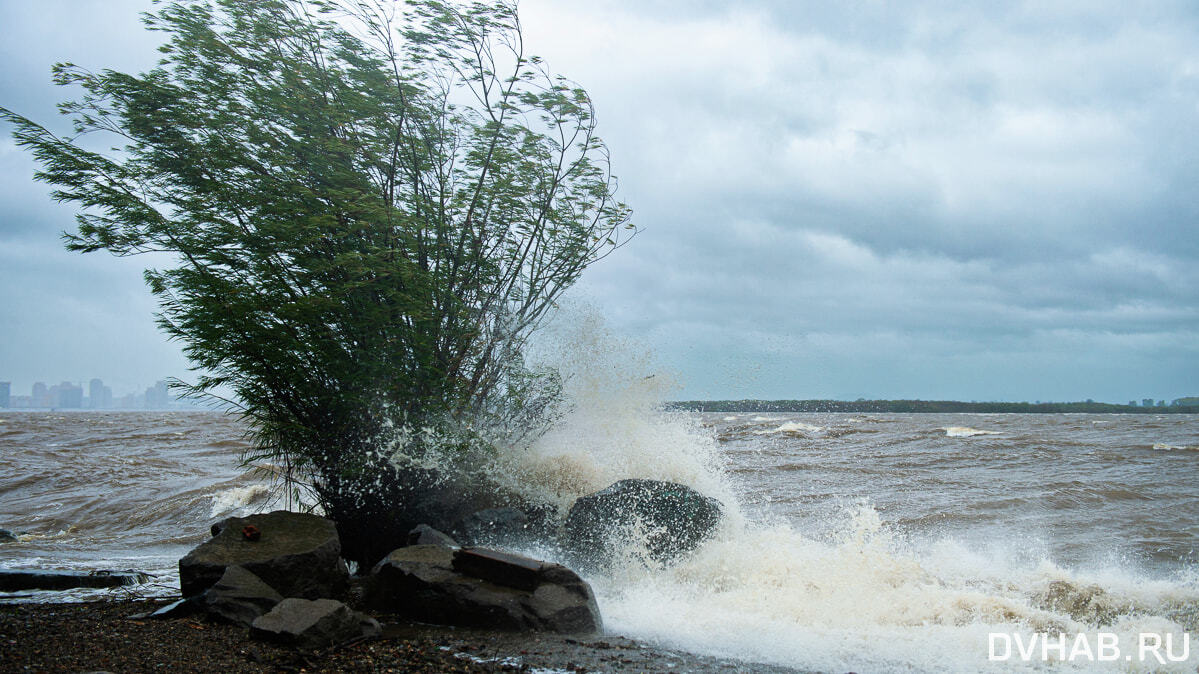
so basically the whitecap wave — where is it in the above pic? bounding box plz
[208,484,271,517]
[754,421,824,435]
[943,426,1000,438]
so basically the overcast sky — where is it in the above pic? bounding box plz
[2,1,1197,402]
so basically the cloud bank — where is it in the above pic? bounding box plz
[1,0,1196,401]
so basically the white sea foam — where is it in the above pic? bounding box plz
[1153,443,1198,451]
[943,426,1000,438]
[589,503,1199,672]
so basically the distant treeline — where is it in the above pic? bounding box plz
[670,399,1199,414]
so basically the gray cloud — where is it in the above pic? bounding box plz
[520,0,1199,400]
[2,0,1196,402]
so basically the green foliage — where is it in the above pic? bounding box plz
[2,0,633,564]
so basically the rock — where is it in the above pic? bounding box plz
[452,507,531,547]
[452,547,542,591]
[407,524,459,547]
[179,510,348,599]
[0,529,17,543]
[564,479,723,568]
[203,565,284,627]
[0,569,149,592]
[250,598,380,650]
[369,545,601,633]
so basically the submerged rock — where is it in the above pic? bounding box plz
[203,565,284,627]
[369,544,601,633]
[250,598,379,649]
[0,569,149,592]
[179,510,347,599]
[564,479,723,568]
[0,529,17,543]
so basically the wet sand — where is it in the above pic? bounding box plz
[0,599,807,673]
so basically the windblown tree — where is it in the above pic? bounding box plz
[2,0,633,566]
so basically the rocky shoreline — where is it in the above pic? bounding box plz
[0,480,813,672]
[0,598,806,673]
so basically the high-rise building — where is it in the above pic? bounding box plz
[53,382,83,408]
[32,382,48,407]
[0,381,9,408]
[88,378,113,410]
[145,380,170,409]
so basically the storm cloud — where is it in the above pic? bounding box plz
[2,0,1196,401]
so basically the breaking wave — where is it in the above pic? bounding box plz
[943,426,1001,438]
[479,312,1199,671]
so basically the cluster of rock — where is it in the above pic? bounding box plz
[155,508,614,649]
[6,478,724,653]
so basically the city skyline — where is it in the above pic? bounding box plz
[0,377,192,409]
[0,373,1189,409]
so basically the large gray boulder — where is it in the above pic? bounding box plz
[250,598,379,650]
[369,545,601,633]
[179,511,347,599]
[203,565,284,627]
[564,479,723,568]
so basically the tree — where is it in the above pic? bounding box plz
[1,0,633,567]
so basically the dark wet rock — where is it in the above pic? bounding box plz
[203,565,284,627]
[453,547,543,591]
[0,569,149,592]
[179,510,348,599]
[0,529,16,543]
[564,479,723,568]
[407,523,459,547]
[452,507,531,547]
[369,544,601,633]
[250,598,380,650]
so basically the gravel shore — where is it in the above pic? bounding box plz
[0,599,804,673]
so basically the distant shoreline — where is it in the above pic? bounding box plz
[670,399,1199,414]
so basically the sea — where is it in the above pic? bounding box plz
[2,406,1198,672]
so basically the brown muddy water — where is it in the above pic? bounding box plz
[1,409,1197,672]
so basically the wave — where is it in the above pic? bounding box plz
[754,421,824,435]
[587,503,1199,672]
[943,426,1000,438]
[500,318,1199,670]
[208,484,272,517]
